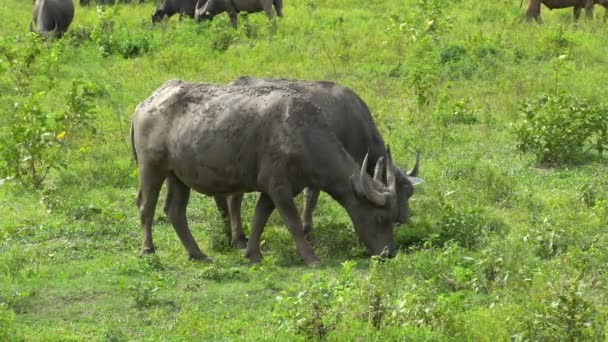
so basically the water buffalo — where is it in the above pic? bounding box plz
[80,0,146,5]
[194,0,282,28]
[131,80,399,265]
[152,0,198,23]
[215,77,421,249]
[524,0,608,22]
[31,0,74,38]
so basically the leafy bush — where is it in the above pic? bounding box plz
[209,21,239,52]
[274,261,359,339]
[436,194,504,249]
[515,92,608,164]
[128,280,160,308]
[436,97,479,127]
[439,44,467,64]
[522,279,605,341]
[515,55,608,164]
[90,6,153,58]
[0,80,98,188]
[0,303,17,341]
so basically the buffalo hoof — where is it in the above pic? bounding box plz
[188,253,213,262]
[140,247,156,256]
[303,223,313,234]
[245,250,263,264]
[303,254,320,267]
[232,237,248,250]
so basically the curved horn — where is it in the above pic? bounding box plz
[373,156,384,182]
[356,153,388,206]
[385,146,397,194]
[408,150,420,177]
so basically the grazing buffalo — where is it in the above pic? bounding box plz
[31,0,74,38]
[80,0,146,5]
[131,80,399,265]
[194,0,282,28]
[216,77,421,249]
[524,0,608,22]
[152,0,198,23]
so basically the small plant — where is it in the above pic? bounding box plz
[274,262,358,339]
[524,217,567,259]
[116,31,153,59]
[522,279,604,341]
[128,280,160,308]
[436,97,479,127]
[436,193,504,249]
[0,80,98,188]
[515,55,608,165]
[207,20,239,52]
[515,93,608,165]
[90,5,119,57]
[0,303,17,341]
[0,248,30,281]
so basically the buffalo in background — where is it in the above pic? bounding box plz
[194,0,282,28]
[152,0,198,23]
[31,0,74,38]
[524,0,608,22]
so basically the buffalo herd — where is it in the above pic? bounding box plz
[30,0,608,37]
[25,0,606,264]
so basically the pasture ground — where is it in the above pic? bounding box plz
[2,0,608,340]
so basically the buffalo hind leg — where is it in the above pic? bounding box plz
[302,187,320,235]
[227,193,247,248]
[245,193,275,263]
[136,165,166,256]
[213,194,231,240]
[164,173,209,261]
[584,0,594,20]
[270,190,320,266]
[525,0,542,22]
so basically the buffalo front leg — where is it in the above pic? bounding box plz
[302,187,320,235]
[229,12,238,28]
[526,0,542,22]
[270,190,320,266]
[136,165,166,256]
[273,0,283,17]
[584,0,594,19]
[245,193,275,263]
[574,5,583,20]
[164,173,209,261]
[227,193,248,248]
[261,0,274,20]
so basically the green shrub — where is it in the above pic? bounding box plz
[436,194,504,249]
[0,303,17,341]
[274,262,359,339]
[439,44,467,64]
[0,80,98,188]
[436,97,479,127]
[515,92,608,165]
[522,279,605,341]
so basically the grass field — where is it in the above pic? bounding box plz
[2,0,608,340]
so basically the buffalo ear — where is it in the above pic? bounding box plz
[407,176,424,186]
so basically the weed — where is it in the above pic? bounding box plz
[128,280,160,308]
[0,303,17,341]
[0,80,98,188]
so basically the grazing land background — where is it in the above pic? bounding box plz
[2,0,608,340]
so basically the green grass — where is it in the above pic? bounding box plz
[2,0,608,340]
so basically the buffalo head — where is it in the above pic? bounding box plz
[350,150,402,257]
